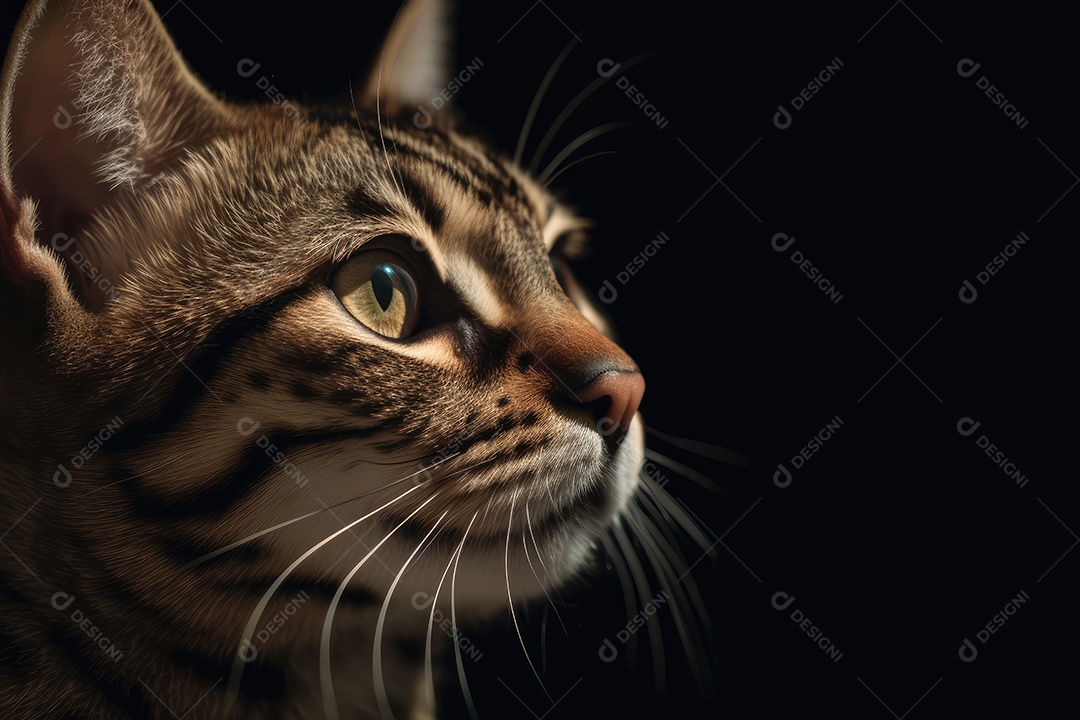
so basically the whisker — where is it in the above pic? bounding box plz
[524,504,567,635]
[320,493,441,720]
[348,69,370,145]
[638,478,717,558]
[505,498,553,703]
[625,503,712,694]
[225,482,424,705]
[645,448,729,496]
[374,511,448,719]
[426,510,477,716]
[543,150,620,188]
[635,494,717,665]
[612,520,664,693]
[646,425,752,467]
[537,121,635,186]
[601,534,640,666]
[528,51,656,173]
[451,513,481,720]
[373,13,405,200]
[185,453,461,569]
[515,38,579,166]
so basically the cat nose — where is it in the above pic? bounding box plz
[576,366,646,436]
[523,313,645,435]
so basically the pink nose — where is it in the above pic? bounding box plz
[576,368,646,436]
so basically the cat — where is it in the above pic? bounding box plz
[0,0,711,717]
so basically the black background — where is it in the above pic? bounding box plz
[3,2,1073,718]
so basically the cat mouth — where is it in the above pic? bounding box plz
[377,468,616,551]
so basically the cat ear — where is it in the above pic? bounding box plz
[360,0,455,118]
[0,0,229,304]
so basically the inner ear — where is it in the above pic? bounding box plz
[359,0,455,117]
[1,0,231,309]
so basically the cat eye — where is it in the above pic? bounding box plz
[331,251,419,339]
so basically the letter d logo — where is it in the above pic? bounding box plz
[771,232,795,253]
[51,591,75,611]
[414,106,432,129]
[958,637,978,662]
[598,638,618,662]
[771,591,795,611]
[956,417,981,437]
[773,463,792,488]
[236,417,262,437]
[53,106,72,130]
[238,639,258,662]
[598,279,618,305]
[956,58,981,78]
[958,279,978,304]
[236,58,261,78]
[773,104,792,129]
[54,464,72,488]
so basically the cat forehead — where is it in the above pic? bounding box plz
[183,111,573,246]
[363,120,569,240]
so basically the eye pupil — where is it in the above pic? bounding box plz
[371,266,394,311]
[332,249,419,340]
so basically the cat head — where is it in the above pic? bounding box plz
[0,0,645,617]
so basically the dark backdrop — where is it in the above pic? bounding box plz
[2,2,1073,718]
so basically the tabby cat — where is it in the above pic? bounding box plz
[0,1,702,717]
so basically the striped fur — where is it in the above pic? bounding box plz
[0,1,649,718]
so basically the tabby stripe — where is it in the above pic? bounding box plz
[389,134,502,204]
[0,574,30,605]
[46,627,151,719]
[346,185,395,222]
[119,441,285,521]
[106,293,302,455]
[121,423,404,522]
[396,170,446,232]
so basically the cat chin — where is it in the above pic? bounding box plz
[246,417,645,610]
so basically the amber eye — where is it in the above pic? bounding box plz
[332,251,419,339]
